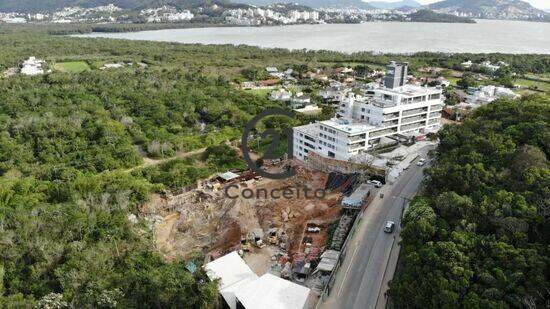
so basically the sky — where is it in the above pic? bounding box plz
[364,0,548,10]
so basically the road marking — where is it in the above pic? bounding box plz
[337,240,360,297]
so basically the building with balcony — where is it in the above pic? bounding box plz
[293,62,443,161]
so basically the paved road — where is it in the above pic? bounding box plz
[321,146,433,309]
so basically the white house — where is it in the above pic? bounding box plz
[270,89,292,101]
[480,61,501,72]
[290,92,311,108]
[466,85,519,105]
[20,57,46,76]
[461,60,473,69]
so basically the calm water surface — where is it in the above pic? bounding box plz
[78,20,550,54]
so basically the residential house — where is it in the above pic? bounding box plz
[270,89,292,101]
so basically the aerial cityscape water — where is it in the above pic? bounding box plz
[78,20,550,54]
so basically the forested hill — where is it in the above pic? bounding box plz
[409,9,476,23]
[428,0,549,20]
[390,96,550,307]
[0,0,231,12]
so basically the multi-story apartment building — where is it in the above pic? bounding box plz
[293,62,444,161]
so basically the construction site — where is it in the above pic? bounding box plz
[137,157,376,295]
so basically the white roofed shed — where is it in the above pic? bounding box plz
[235,273,311,309]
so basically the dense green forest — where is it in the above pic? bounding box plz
[0,24,549,307]
[0,26,279,307]
[390,95,550,308]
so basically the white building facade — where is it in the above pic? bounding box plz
[293,63,444,161]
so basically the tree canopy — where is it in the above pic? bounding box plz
[389,95,550,308]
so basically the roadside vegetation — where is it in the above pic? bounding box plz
[390,95,550,308]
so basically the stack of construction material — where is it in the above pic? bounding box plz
[329,212,356,251]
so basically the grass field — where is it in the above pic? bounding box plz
[243,88,272,98]
[446,76,460,86]
[515,78,550,93]
[53,61,90,73]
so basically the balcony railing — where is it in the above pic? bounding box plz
[400,121,425,131]
[430,104,443,111]
[370,127,398,138]
[402,108,428,117]
[349,135,366,142]
[401,115,427,125]
[383,113,400,120]
[429,112,441,119]
[382,121,399,128]
[349,143,365,150]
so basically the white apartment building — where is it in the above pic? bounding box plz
[293,63,444,161]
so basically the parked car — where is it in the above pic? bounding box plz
[368,180,383,188]
[417,158,426,166]
[384,221,395,233]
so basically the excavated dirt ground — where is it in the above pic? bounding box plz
[140,163,342,265]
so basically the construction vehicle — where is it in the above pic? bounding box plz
[267,228,280,245]
[241,237,251,252]
[249,229,266,249]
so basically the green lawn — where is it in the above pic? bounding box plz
[515,78,550,93]
[53,61,90,73]
[446,76,460,86]
[243,88,272,98]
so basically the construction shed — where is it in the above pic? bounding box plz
[218,171,240,183]
[204,251,258,309]
[342,184,371,209]
[316,250,340,272]
[235,273,311,309]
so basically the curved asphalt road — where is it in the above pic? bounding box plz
[321,146,432,309]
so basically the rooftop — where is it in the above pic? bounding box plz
[218,171,240,181]
[321,118,375,135]
[204,251,259,309]
[294,123,319,136]
[376,84,440,97]
[235,273,310,309]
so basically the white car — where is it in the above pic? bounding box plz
[417,158,426,166]
[384,221,395,233]
[368,180,383,188]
